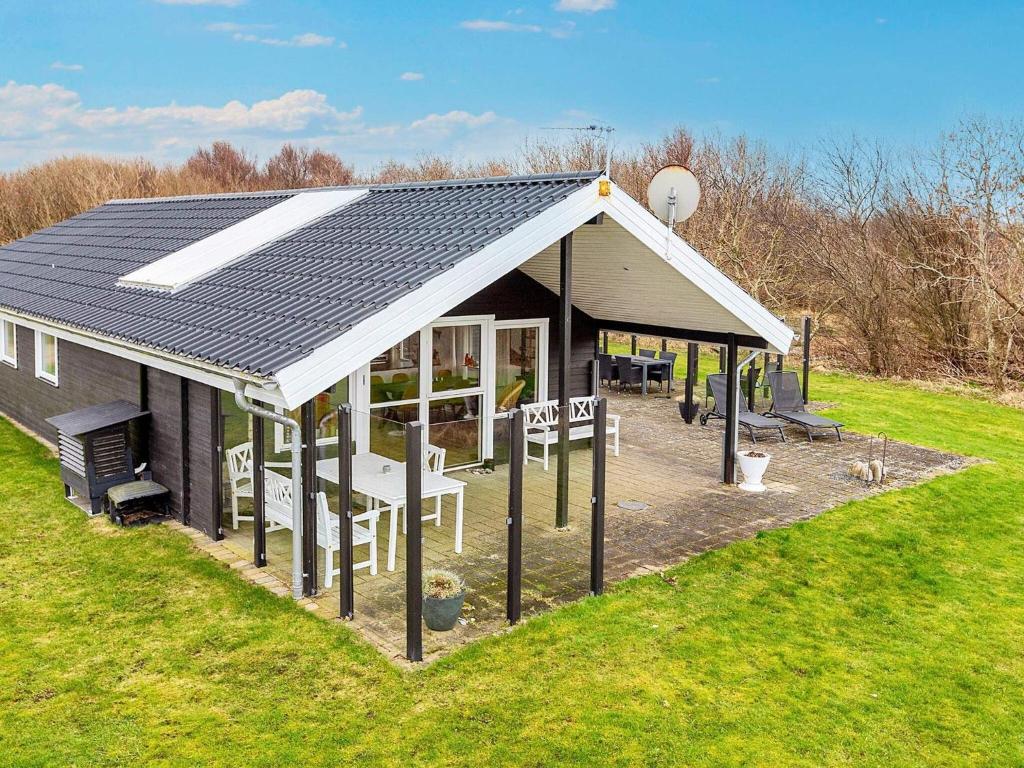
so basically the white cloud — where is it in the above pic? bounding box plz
[50,62,84,72]
[460,19,543,33]
[409,110,497,133]
[155,0,246,6]
[400,72,425,81]
[0,81,519,170]
[231,31,335,47]
[204,22,269,32]
[554,0,615,11]
[460,19,576,37]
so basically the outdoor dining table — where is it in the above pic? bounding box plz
[619,355,673,395]
[316,453,466,572]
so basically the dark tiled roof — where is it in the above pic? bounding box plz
[0,172,599,376]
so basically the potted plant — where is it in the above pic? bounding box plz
[422,569,467,631]
[737,450,771,493]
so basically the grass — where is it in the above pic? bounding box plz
[1,371,1023,766]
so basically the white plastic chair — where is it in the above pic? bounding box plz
[316,491,379,588]
[225,442,254,529]
[402,443,447,534]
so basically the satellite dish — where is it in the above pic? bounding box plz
[647,165,701,225]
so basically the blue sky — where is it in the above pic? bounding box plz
[0,0,1021,170]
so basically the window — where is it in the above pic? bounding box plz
[34,331,58,386]
[495,326,540,410]
[1,321,16,367]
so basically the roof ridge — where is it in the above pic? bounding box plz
[105,170,603,205]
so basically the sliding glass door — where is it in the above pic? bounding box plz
[427,320,485,467]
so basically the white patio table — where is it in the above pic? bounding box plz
[316,453,466,572]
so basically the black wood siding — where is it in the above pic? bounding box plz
[451,269,598,399]
[186,381,222,540]
[147,367,185,521]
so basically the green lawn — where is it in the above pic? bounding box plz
[1,371,1023,766]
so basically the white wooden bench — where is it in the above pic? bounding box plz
[264,471,379,588]
[522,397,620,471]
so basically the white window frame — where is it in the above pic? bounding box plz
[492,318,549,419]
[34,330,58,386]
[1,320,17,368]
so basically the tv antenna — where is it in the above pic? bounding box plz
[646,164,701,259]
[540,123,615,176]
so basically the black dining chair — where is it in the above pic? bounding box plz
[648,350,677,391]
[615,355,644,393]
[638,349,657,358]
[598,353,618,387]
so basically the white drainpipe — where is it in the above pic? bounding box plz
[232,379,304,599]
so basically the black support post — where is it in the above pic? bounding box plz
[405,421,424,662]
[602,331,609,353]
[684,342,698,424]
[590,397,607,596]
[301,400,317,596]
[802,315,812,404]
[556,232,573,530]
[630,335,638,355]
[723,334,738,485]
[252,411,266,567]
[506,409,524,624]
[746,362,756,412]
[719,346,727,373]
[338,404,355,620]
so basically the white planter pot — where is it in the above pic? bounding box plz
[737,450,771,493]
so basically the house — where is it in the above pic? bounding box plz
[0,170,793,599]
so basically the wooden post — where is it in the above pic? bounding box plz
[556,403,571,529]
[661,338,668,353]
[338,404,354,620]
[602,331,609,353]
[252,411,266,567]
[746,361,756,412]
[684,342,698,424]
[301,400,317,596]
[719,346,727,373]
[590,397,607,596]
[506,409,524,624]
[556,232,573,530]
[405,421,424,662]
[802,315,812,404]
[723,334,738,484]
[630,335,638,355]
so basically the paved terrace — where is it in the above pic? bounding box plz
[206,389,967,663]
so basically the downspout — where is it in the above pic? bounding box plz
[232,379,304,599]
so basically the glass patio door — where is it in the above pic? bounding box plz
[426,319,487,468]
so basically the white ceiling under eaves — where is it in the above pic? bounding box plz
[117,189,368,292]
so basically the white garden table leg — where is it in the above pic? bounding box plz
[454,489,464,554]
[387,501,399,571]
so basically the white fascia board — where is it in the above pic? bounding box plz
[117,189,368,292]
[0,309,287,408]
[272,179,605,408]
[598,190,795,354]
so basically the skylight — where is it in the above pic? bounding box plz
[117,189,367,292]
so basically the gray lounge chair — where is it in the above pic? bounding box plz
[700,373,786,443]
[765,370,843,441]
